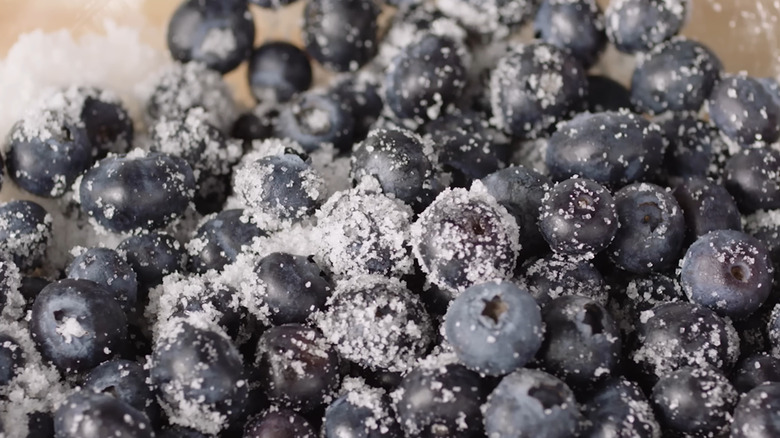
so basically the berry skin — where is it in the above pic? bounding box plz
[411,187,519,294]
[329,71,384,141]
[76,86,134,159]
[54,391,154,438]
[0,200,52,271]
[248,41,312,103]
[534,0,606,68]
[483,368,582,438]
[607,183,685,274]
[166,0,255,74]
[117,232,185,290]
[539,178,619,257]
[303,0,380,72]
[78,151,196,233]
[187,209,266,274]
[385,33,467,125]
[545,111,665,187]
[586,75,633,112]
[244,408,316,438]
[490,42,587,139]
[731,382,780,438]
[724,147,780,214]
[445,281,544,376]
[254,324,341,412]
[83,358,159,424]
[324,382,402,438]
[66,247,138,313]
[253,252,331,325]
[0,333,25,387]
[520,255,608,308]
[538,295,621,390]
[660,114,722,182]
[631,37,723,115]
[275,91,356,152]
[731,353,780,394]
[650,366,738,437]
[672,176,742,242]
[709,73,780,147]
[394,362,486,437]
[30,279,127,374]
[605,0,687,53]
[681,230,773,320]
[581,377,661,438]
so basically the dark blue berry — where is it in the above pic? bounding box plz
[586,75,632,112]
[167,0,255,74]
[385,33,467,125]
[303,0,380,72]
[83,358,159,425]
[709,73,780,146]
[539,178,618,256]
[79,87,134,158]
[0,200,51,271]
[520,255,608,308]
[187,209,266,273]
[672,176,742,242]
[66,247,138,313]
[534,0,606,68]
[324,384,402,438]
[581,377,661,438]
[483,368,582,438]
[117,232,185,290]
[0,333,24,387]
[605,0,687,53]
[254,324,341,412]
[19,276,49,313]
[732,353,780,394]
[724,147,780,213]
[490,42,586,138]
[30,279,127,374]
[275,91,356,152]
[79,151,196,233]
[329,72,383,141]
[54,391,153,438]
[660,114,722,182]
[650,366,737,437]
[545,111,665,187]
[394,362,485,437]
[731,382,780,438]
[607,183,685,273]
[631,37,722,114]
[253,252,331,325]
[244,408,316,438]
[681,230,773,320]
[248,41,312,103]
[171,280,247,340]
[231,109,276,150]
[607,273,685,336]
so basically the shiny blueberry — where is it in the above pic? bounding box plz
[0,333,24,387]
[187,209,266,273]
[244,408,316,438]
[732,353,780,394]
[77,86,134,158]
[605,0,687,53]
[66,247,138,313]
[117,232,185,290]
[248,41,312,103]
[54,391,153,438]
[303,0,380,72]
[724,147,780,213]
[534,0,606,68]
[275,91,356,152]
[581,377,661,438]
[83,358,159,425]
[0,200,52,271]
[329,71,384,141]
[520,255,608,308]
[660,114,722,182]
[709,73,780,146]
[586,75,633,112]
[731,382,780,438]
[672,176,742,242]
[324,383,402,438]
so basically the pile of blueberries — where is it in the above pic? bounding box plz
[3,0,780,436]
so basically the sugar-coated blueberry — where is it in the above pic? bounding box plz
[248,41,312,103]
[520,255,608,308]
[275,91,356,152]
[324,382,402,438]
[534,0,606,68]
[709,73,780,146]
[244,408,316,438]
[66,247,138,313]
[605,0,687,53]
[732,353,780,394]
[586,75,633,112]
[187,209,266,273]
[303,0,380,72]
[0,333,25,387]
[724,147,780,214]
[0,200,52,271]
[83,358,159,425]
[672,176,742,242]
[660,114,722,182]
[117,232,185,290]
[581,377,661,438]
[731,382,780,438]
[54,391,153,438]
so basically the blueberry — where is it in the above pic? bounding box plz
[66,247,138,313]
[151,318,247,434]
[411,187,519,293]
[77,86,134,158]
[490,42,587,139]
[117,232,185,290]
[244,408,316,438]
[539,178,618,257]
[30,278,127,374]
[436,0,538,32]
[769,304,780,357]
[0,333,25,387]
[26,411,55,438]
[672,176,742,242]
[329,71,384,141]
[248,41,312,103]
[607,183,685,273]
[351,128,438,211]
[6,108,92,198]
[731,382,780,438]
[581,377,661,438]
[254,324,341,412]
[54,391,153,438]
[545,111,666,186]
[422,110,511,188]
[170,278,247,340]
[534,0,606,68]
[324,382,402,438]
[660,114,722,182]
[483,368,582,438]
[681,230,773,320]
[605,0,687,53]
[651,366,738,437]
[157,426,212,438]
[481,165,551,259]
[275,91,356,152]
[630,302,740,384]
[83,358,159,424]
[709,73,780,147]
[724,147,780,214]
[254,252,331,325]
[167,0,254,74]
[234,153,324,225]
[586,75,633,112]
[303,0,380,72]
[231,109,276,150]
[187,209,266,273]
[520,255,608,307]
[607,273,685,336]
[315,188,414,278]
[315,275,432,372]
[631,37,722,114]
[732,353,780,394]
[79,151,196,233]
[0,200,52,271]
[385,33,467,125]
